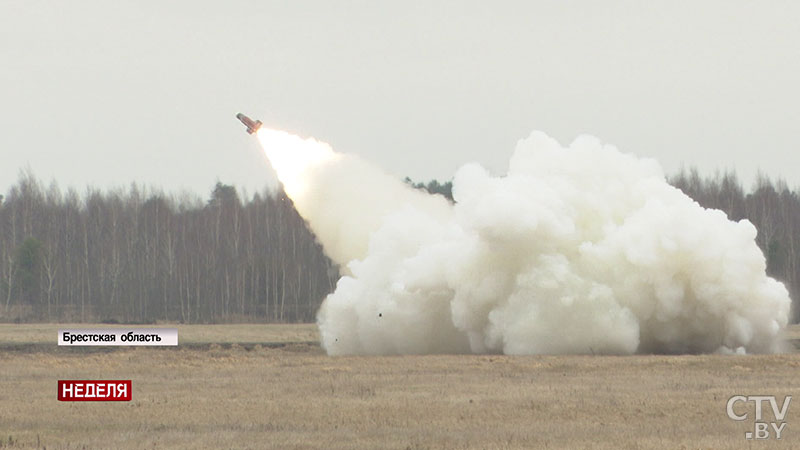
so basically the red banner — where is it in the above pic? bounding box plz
[58,380,132,401]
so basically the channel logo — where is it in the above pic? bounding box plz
[58,380,132,401]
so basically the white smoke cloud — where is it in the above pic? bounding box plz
[265,129,791,355]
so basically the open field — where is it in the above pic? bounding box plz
[1,324,800,449]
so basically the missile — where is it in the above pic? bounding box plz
[236,113,263,134]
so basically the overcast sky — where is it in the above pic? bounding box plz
[2,1,799,198]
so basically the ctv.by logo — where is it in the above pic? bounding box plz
[726,395,791,440]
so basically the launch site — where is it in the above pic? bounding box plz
[2,1,800,448]
[2,324,799,449]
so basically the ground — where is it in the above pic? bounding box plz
[1,324,799,449]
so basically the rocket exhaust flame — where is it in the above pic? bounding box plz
[255,128,338,199]
[251,125,791,356]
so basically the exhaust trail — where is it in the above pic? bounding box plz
[257,128,451,267]
[256,128,791,355]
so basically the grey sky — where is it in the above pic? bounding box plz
[2,0,799,198]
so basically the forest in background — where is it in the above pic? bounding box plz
[0,171,336,323]
[1,168,798,323]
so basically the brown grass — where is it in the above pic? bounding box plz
[1,324,799,449]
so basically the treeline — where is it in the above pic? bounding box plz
[2,168,798,324]
[0,172,337,323]
[404,177,453,201]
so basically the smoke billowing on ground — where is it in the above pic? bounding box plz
[257,129,791,356]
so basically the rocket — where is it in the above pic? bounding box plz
[236,113,263,134]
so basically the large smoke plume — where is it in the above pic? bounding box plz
[259,129,790,355]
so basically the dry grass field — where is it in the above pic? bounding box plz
[1,324,799,449]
